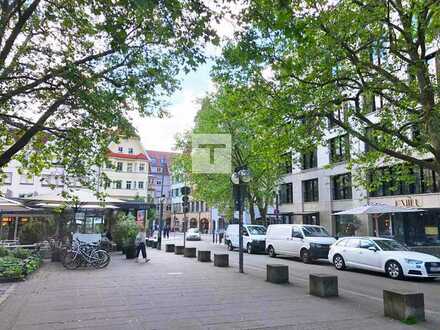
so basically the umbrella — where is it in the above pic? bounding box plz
[26,189,125,204]
[35,203,119,210]
[332,203,422,215]
[0,197,33,212]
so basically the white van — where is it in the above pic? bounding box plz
[225,224,266,254]
[265,224,336,263]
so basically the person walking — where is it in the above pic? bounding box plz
[165,224,170,239]
[135,227,149,263]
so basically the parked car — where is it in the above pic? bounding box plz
[225,224,266,254]
[186,228,201,241]
[265,224,336,263]
[328,236,440,280]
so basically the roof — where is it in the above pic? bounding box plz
[108,151,148,161]
[145,150,179,175]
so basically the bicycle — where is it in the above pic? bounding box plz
[62,239,110,270]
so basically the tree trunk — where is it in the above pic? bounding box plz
[248,199,256,224]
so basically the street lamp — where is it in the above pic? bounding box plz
[157,195,166,250]
[231,166,251,273]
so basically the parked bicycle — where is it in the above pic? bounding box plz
[62,239,110,270]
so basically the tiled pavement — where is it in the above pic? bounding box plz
[0,248,435,330]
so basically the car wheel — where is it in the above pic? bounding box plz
[333,254,346,270]
[227,241,234,251]
[301,249,311,263]
[268,245,276,258]
[386,260,404,280]
[247,243,253,254]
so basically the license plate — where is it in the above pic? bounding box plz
[430,267,440,272]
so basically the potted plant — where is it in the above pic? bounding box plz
[113,213,138,259]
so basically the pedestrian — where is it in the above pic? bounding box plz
[166,224,170,239]
[135,226,149,263]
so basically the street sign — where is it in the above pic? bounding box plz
[180,186,191,195]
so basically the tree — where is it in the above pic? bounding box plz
[0,0,219,185]
[173,87,289,223]
[215,0,440,189]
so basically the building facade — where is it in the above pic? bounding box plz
[277,49,440,250]
[170,178,213,233]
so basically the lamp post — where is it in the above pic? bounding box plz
[231,166,251,274]
[157,195,165,250]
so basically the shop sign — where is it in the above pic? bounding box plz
[394,197,422,208]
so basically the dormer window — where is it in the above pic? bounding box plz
[118,146,123,153]
[128,148,133,154]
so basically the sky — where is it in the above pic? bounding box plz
[131,1,242,153]
[132,61,215,153]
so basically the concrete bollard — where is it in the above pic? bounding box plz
[197,250,211,262]
[266,264,289,284]
[184,247,196,258]
[214,254,229,267]
[165,244,175,253]
[383,290,425,322]
[175,245,184,255]
[309,274,338,297]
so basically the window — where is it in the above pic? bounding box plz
[328,107,344,129]
[303,214,319,225]
[138,181,144,189]
[116,162,123,172]
[346,238,360,248]
[156,180,161,185]
[128,148,133,154]
[421,166,439,193]
[302,178,319,202]
[41,174,52,186]
[118,146,123,153]
[126,181,132,190]
[157,167,162,173]
[281,152,292,174]
[20,174,33,185]
[127,163,133,172]
[132,181,137,189]
[360,239,375,249]
[332,173,352,200]
[301,149,317,170]
[279,183,293,204]
[1,172,12,185]
[139,163,145,172]
[115,180,122,189]
[105,161,112,169]
[334,215,358,237]
[329,135,350,163]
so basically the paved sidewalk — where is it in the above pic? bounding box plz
[0,248,434,330]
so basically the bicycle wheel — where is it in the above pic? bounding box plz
[91,250,110,269]
[62,251,81,270]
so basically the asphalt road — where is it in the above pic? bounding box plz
[164,233,440,322]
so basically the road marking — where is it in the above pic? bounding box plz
[167,272,183,275]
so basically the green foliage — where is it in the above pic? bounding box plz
[173,89,288,222]
[0,246,9,257]
[0,0,220,186]
[0,257,25,280]
[112,213,138,248]
[215,0,440,189]
[25,256,43,275]
[11,248,32,260]
[401,316,418,325]
[20,221,45,244]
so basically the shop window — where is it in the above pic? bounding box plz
[303,178,319,202]
[303,214,319,225]
[301,149,317,170]
[279,183,293,204]
[334,215,359,237]
[332,173,352,200]
[329,134,350,163]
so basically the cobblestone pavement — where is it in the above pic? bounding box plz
[0,247,437,330]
